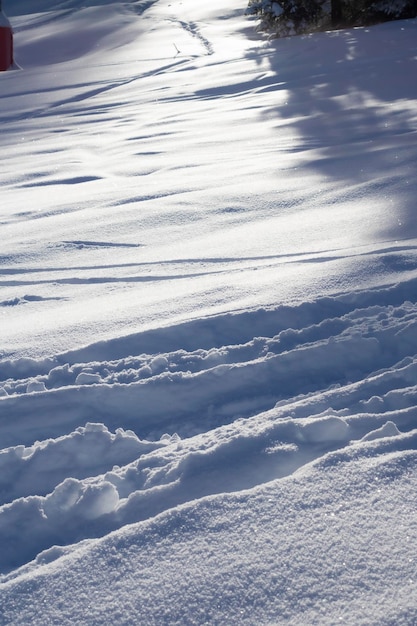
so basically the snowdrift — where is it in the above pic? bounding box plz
[1,0,417,624]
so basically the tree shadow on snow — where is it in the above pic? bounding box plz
[247,18,417,240]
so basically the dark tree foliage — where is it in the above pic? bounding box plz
[246,0,417,37]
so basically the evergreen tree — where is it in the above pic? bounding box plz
[246,0,417,36]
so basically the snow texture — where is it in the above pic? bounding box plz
[0,0,417,624]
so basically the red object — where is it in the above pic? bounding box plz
[0,11,13,71]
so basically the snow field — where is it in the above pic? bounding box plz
[1,0,417,623]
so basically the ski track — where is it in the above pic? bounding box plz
[1,277,417,573]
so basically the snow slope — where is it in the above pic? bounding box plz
[1,0,417,624]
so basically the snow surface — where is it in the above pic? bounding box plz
[1,0,417,624]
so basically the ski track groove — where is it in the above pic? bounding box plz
[1,277,417,573]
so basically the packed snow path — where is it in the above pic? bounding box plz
[1,0,417,624]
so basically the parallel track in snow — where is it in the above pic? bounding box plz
[1,278,417,573]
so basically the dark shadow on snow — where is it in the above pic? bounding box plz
[245,18,417,239]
